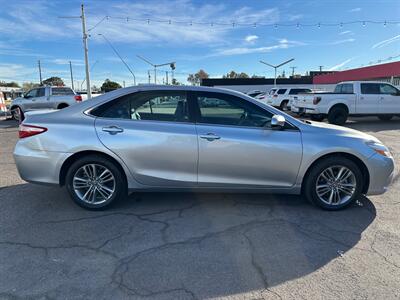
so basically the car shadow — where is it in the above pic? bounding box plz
[0,183,376,298]
[345,117,400,132]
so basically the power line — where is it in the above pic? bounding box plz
[85,15,400,30]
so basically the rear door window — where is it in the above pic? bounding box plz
[361,83,380,94]
[52,88,75,95]
[92,91,190,123]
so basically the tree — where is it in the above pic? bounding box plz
[222,71,250,79]
[171,78,182,85]
[101,79,122,92]
[42,77,64,86]
[22,82,40,91]
[251,74,265,79]
[187,69,209,85]
[0,81,20,88]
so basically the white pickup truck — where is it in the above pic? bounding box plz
[10,86,82,121]
[291,81,400,125]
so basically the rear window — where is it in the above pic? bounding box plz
[52,87,75,95]
[277,89,287,95]
[289,89,312,95]
[334,84,354,94]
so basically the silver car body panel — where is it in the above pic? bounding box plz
[13,85,395,196]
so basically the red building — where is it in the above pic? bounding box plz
[313,61,400,85]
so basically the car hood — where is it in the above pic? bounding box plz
[304,120,381,143]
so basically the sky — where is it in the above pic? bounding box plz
[0,0,399,88]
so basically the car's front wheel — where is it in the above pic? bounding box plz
[303,157,363,210]
[65,155,127,210]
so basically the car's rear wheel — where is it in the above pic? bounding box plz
[378,115,393,121]
[328,106,348,125]
[310,114,325,122]
[280,100,289,111]
[11,106,23,121]
[65,155,127,210]
[304,157,363,210]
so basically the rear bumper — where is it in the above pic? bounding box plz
[366,153,396,195]
[13,141,70,185]
[291,105,320,115]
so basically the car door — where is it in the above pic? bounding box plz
[94,90,198,187]
[379,83,400,114]
[192,91,302,188]
[33,87,48,109]
[21,88,39,111]
[358,83,381,113]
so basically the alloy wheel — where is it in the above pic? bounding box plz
[72,163,116,205]
[315,165,356,205]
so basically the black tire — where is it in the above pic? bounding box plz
[11,106,24,122]
[378,115,393,121]
[327,106,348,125]
[57,104,69,109]
[65,154,127,210]
[280,100,289,111]
[310,114,325,122]
[303,156,363,210]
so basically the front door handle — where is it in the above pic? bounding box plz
[102,125,124,134]
[200,133,220,141]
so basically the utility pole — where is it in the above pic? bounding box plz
[123,80,125,88]
[69,61,74,90]
[148,70,151,83]
[319,65,323,72]
[38,60,42,85]
[166,71,169,85]
[290,66,297,77]
[81,4,92,99]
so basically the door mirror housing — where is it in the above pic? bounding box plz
[271,115,286,129]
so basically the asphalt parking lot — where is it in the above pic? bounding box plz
[0,116,399,300]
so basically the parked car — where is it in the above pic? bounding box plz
[247,90,264,98]
[291,81,400,125]
[10,86,82,121]
[260,87,313,110]
[14,86,394,211]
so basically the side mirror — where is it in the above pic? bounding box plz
[271,115,286,129]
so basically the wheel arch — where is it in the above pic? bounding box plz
[59,150,128,187]
[301,152,370,194]
[57,103,69,109]
[328,102,349,114]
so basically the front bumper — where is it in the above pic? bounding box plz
[366,153,396,195]
[14,141,70,185]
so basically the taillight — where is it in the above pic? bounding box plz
[74,95,82,102]
[313,96,322,105]
[18,124,47,139]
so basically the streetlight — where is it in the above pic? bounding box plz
[259,58,295,87]
[98,33,136,85]
[136,55,176,84]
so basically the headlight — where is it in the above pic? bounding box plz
[366,141,392,158]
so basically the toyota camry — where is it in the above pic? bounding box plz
[13,85,395,210]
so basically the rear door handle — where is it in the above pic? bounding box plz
[200,133,220,141]
[102,125,124,134]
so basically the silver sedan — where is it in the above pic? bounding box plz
[13,86,395,210]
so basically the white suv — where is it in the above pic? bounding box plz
[261,88,312,110]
